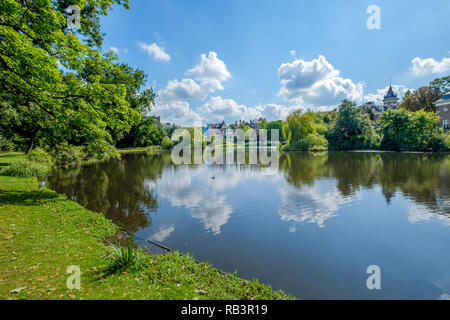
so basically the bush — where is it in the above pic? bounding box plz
[102,241,144,274]
[51,144,82,168]
[0,134,16,152]
[26,149,53,166]
[445,134,450,150]
[302,133,328,150]
[0,159,48,180]
[161,136,174,150]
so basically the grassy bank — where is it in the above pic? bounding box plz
[0,153,291,300]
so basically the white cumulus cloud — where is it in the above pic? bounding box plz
[198,97,300,123]
[157,78,206,102]
[152,100,203,126]
[411,56,450,77]
[188,52,232,92]
[278,55,363,109]
[153,52,233,125]
[139,42,171,62]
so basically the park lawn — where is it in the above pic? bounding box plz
[0,154,291,300]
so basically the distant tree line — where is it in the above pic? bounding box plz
[280,75,450,152]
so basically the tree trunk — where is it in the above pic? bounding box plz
[25,136,34,154]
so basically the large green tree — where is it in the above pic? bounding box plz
[79,53,157,144]
[0,0,139,158]
[379,109,446,151]
[282,110,329,150]
[266,120,285,141]
[326,100,379,150]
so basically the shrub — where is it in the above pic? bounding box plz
[0,134,16,152]
[302,133,328,150]
[26,149,53,166]
[445,134,450,150]
[161,136,174,150]
[102,241,145,274]
[0,159,48,180]
[51,144,82,168]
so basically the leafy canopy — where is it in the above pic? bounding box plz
[327,100,379,150]
[0,0,139,158]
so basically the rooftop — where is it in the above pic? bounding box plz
[384,85,398,99]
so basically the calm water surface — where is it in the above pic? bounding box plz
[48,151,450,299]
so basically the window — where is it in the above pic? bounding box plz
[444,120,449,128]
[444,107,449,112]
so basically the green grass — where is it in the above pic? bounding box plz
[0,153,292,300]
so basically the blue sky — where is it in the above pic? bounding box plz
[100,0,450,125]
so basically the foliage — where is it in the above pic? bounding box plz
[25,149,53,166]
[327,100,379,150]
[379,109,447,151]
[0,0,140,161]
[131,118,163,147]
[258,118,268,129]
[0,159,48,180]
[53,0,130,48]
[80,56,156,144]
[398,86,442,112]
[283,110,329,150]
[301,133,329,151]
[0,134,15,152]
[266,120,285,141]
[445,134,450,150]
[362,105,377,121]
[50,144,84,168]
[103,241,144,274]
[430,75,450,94]
[161,136,174,150]
[0,100,50,154]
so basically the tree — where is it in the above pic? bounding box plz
[80,55,157,145]
[379,109,446,151]
[327,100,379,150]
[362,105,376,121]
[0,98,51,153]
[398,86,441,112]
[283,110,329,150]
[0,0,139,159]
[430,75,450,94]
[266,120,285,141]
[131,118,163,147]
[79,54,156,116]
[258,118,268,129]
[53,0,130,48]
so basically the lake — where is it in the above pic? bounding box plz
[48,151,450,299]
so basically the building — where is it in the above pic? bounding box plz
[382,84,399,110]
[362,101,385,123]
[435,92,450,132]
[207,121,229,137]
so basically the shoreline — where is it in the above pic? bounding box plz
[0,153,292,300]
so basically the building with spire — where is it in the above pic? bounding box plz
[382,84,399,111]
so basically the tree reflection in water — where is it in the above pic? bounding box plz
[279,152,450,221]
[49,150,450,234]
[48,151,172,233]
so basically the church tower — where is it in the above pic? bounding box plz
[382,84,399,111]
